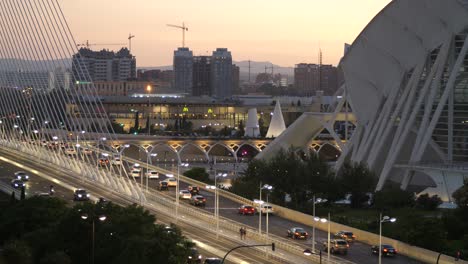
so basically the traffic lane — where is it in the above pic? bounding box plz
[0,160,71,200]
[65,159,418,264]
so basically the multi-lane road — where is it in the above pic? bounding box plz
[0,144,424,264]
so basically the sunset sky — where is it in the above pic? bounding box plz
[60,0,392,67]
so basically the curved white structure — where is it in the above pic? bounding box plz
[244,108,260,137]
[339,0,468,201]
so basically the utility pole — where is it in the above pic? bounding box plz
[318,48,322,92]
[128,33,135,52]
[167,22,189,48]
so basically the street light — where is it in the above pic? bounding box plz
[312,196,328,253]
[176,162,189,220]
[81,213,107,264]
[379,213,396,264]
[145,152,157,192]
[314,213,330,263]
[118,144,130,179]
[258,183,273,236]
[146,85,152,136]
[303,248,322,264]
[210,172,227,239]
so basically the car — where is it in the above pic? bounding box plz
[111,156,121,166]
[130,170,141,178]
[145,170,159,179]
[162,177,177,187]
[238,205,256,215]
[323,239,349,255]
[98,158,109,166]
[64,147,77,155]
[83,148,93,155]
[334,231,356,242]
[371,244,397,257]
[164,225,176,234]
[287,227,309,239]
[159,181,169,191]
[190,195,206,206]
[204,258,222,264]
[14,171,29,181]
[187,248,202,264]
[97,197,110,206]
[11,179,25,189]
[73,189,90,201]
[132,163,141,171]
[188,185,200,195]
[260,204,274,215]
[179,190,192,200]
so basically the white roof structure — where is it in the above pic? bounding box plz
[337,0,468,201]
[266,101,286,138]
[244,108,260,137]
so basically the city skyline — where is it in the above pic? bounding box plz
[60,0,391,67]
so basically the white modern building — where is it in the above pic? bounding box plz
[261,0,468,202]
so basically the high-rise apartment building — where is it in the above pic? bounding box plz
[232,64,240,94]
[294,63,338,96]
[173,47,193,94]
[192,56,211,96]
[211,48,232,99]
[72,48,136,82]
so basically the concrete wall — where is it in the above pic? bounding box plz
[272,204,467,264]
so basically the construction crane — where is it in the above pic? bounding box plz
[76,40,126,48]
[128,33,135,52]
[167,22,188,48]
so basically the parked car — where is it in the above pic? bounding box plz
[11,179,25,189]
[179,190,192,200]
[130,170,141,178]
[187,248,202,264]
[334,231,356,243]
[98,158,109,166]
[204,258,222,264]
[190,195,206,206]
[287,227,309,240]
[371,244,397,257]
[73,189,90,201]
[238,205,256,215]
[260,204,274,215]
[145,170,159,179]
[323,239,349,255]
[188,185,200,195]
[159,181,169,191]
[14,171,29,181]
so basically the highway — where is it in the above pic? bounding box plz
[0,148,300,264]
[0,144,424,264]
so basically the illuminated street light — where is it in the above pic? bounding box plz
[379,214,397,264]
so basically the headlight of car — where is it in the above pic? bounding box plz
[25,175,29,179]
[78,194,82,197]
[198,255,202,259]
[188,256,192,259]
[86,194,90,197]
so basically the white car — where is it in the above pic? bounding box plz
[145,170,159,179]
[83,148,93,155]
[260,204,274,215]
[162,178,177,187]
[132,163,142,172]
[111,157,122,166]
[14,171,30,181]
[179,190,192,200]
[130,170,141,178]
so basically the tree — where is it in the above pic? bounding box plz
[236,120,245,138]
[20,186,25,200]
[453,180,468,209]
[39,251,72,264]
[415,193,442,210]
[10,191,15,203]
[373,186,415,209]
[2,240,33,264]
[133,111,140,132]
[297,100,301,106]
[338,162,376,208]
[183,167,211,184]
[109,120,125,134]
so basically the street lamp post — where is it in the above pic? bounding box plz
[81,214,107,264]
[312,197,327,253]
[146,85,152,136]
[146,152,157,192]
[119,144,130,179]
[313,215,329,262]
[176,162,189,220]
[258,184,273,236]
[213,173,227,239]
[379,213,397,264]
